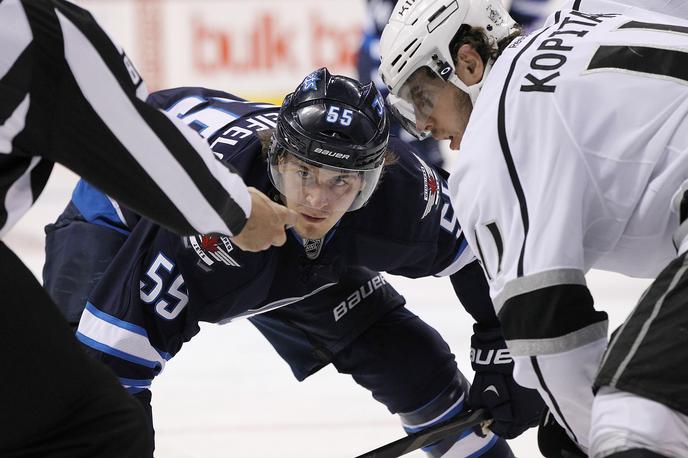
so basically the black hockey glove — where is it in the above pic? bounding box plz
[468,324,544,439]
[538,407,586,458]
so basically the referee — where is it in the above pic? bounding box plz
[0,0,296,456]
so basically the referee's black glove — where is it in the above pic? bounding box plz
[468,324,545,439]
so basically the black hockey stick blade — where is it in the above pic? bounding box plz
[355,409,490,458]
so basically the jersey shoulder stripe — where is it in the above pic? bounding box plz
[147,87,278,163]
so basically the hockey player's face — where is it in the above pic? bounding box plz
[278,156,363,239]
[424,85,473,150]
[399,67,473,150]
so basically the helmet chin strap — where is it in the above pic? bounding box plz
[446,59,495,106]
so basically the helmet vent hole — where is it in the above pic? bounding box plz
[403,39,418,52]
[427,5,448,23]
[391,54,402,66]
[427,1,459,33]
[407,41,422,58]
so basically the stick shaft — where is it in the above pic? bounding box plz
[355,409,490,458]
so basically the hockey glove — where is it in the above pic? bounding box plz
[468,324,544,439]
[538,406,586,458]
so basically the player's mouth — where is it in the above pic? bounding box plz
[433,130,461,150]
[300,212,328,223]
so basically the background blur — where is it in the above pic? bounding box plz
[5,1,651,457]
[70,0,369,105]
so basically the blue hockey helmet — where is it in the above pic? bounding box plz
[268,68,390,212]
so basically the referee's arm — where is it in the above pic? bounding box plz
[1,0,295,249]
[48,0,250,238]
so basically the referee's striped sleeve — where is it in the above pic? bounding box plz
[0,0,251,238]
[54,3,250,236]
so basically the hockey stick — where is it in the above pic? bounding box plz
[355,409,491,458]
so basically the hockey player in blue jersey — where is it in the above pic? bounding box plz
[43,68,542,457]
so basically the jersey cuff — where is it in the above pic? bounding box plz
[493,268,586,314]
[434,240,475,277]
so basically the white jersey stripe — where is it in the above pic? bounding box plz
[120,378,152,393]
[78,303,169,371]
[0,0,32,80]
[106,195,129,228]
[0,94,29,154]
[0,156,40,239]
[508,320,608,357]
[434,241,476,277]
[57,11,247,236]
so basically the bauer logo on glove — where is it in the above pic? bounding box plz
[470,347,512,365]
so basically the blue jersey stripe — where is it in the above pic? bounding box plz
[120,377,152,394]
[71,180,130,235]
[119,377,153,387]
[454,237,468,262]
[403,398,465,434]
[124,386,148,395]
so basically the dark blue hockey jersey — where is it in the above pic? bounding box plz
[73,87,481,392]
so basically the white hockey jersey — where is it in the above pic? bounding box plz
[449,1,688,312]
[446,2,688,448]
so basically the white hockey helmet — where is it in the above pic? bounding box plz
[379,0,517,138]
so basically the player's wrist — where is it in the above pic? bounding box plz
[470,325,513,374]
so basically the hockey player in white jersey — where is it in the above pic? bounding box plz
[379,0,688,457]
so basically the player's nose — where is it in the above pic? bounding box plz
[417,116,432,134]
[305,185,330,209]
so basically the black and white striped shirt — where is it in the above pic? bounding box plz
[0,0,251,239]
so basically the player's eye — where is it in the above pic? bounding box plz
[419,94,434,111]
[331,176,350,187]
[297,169,312,179]
[410,88,434,115]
